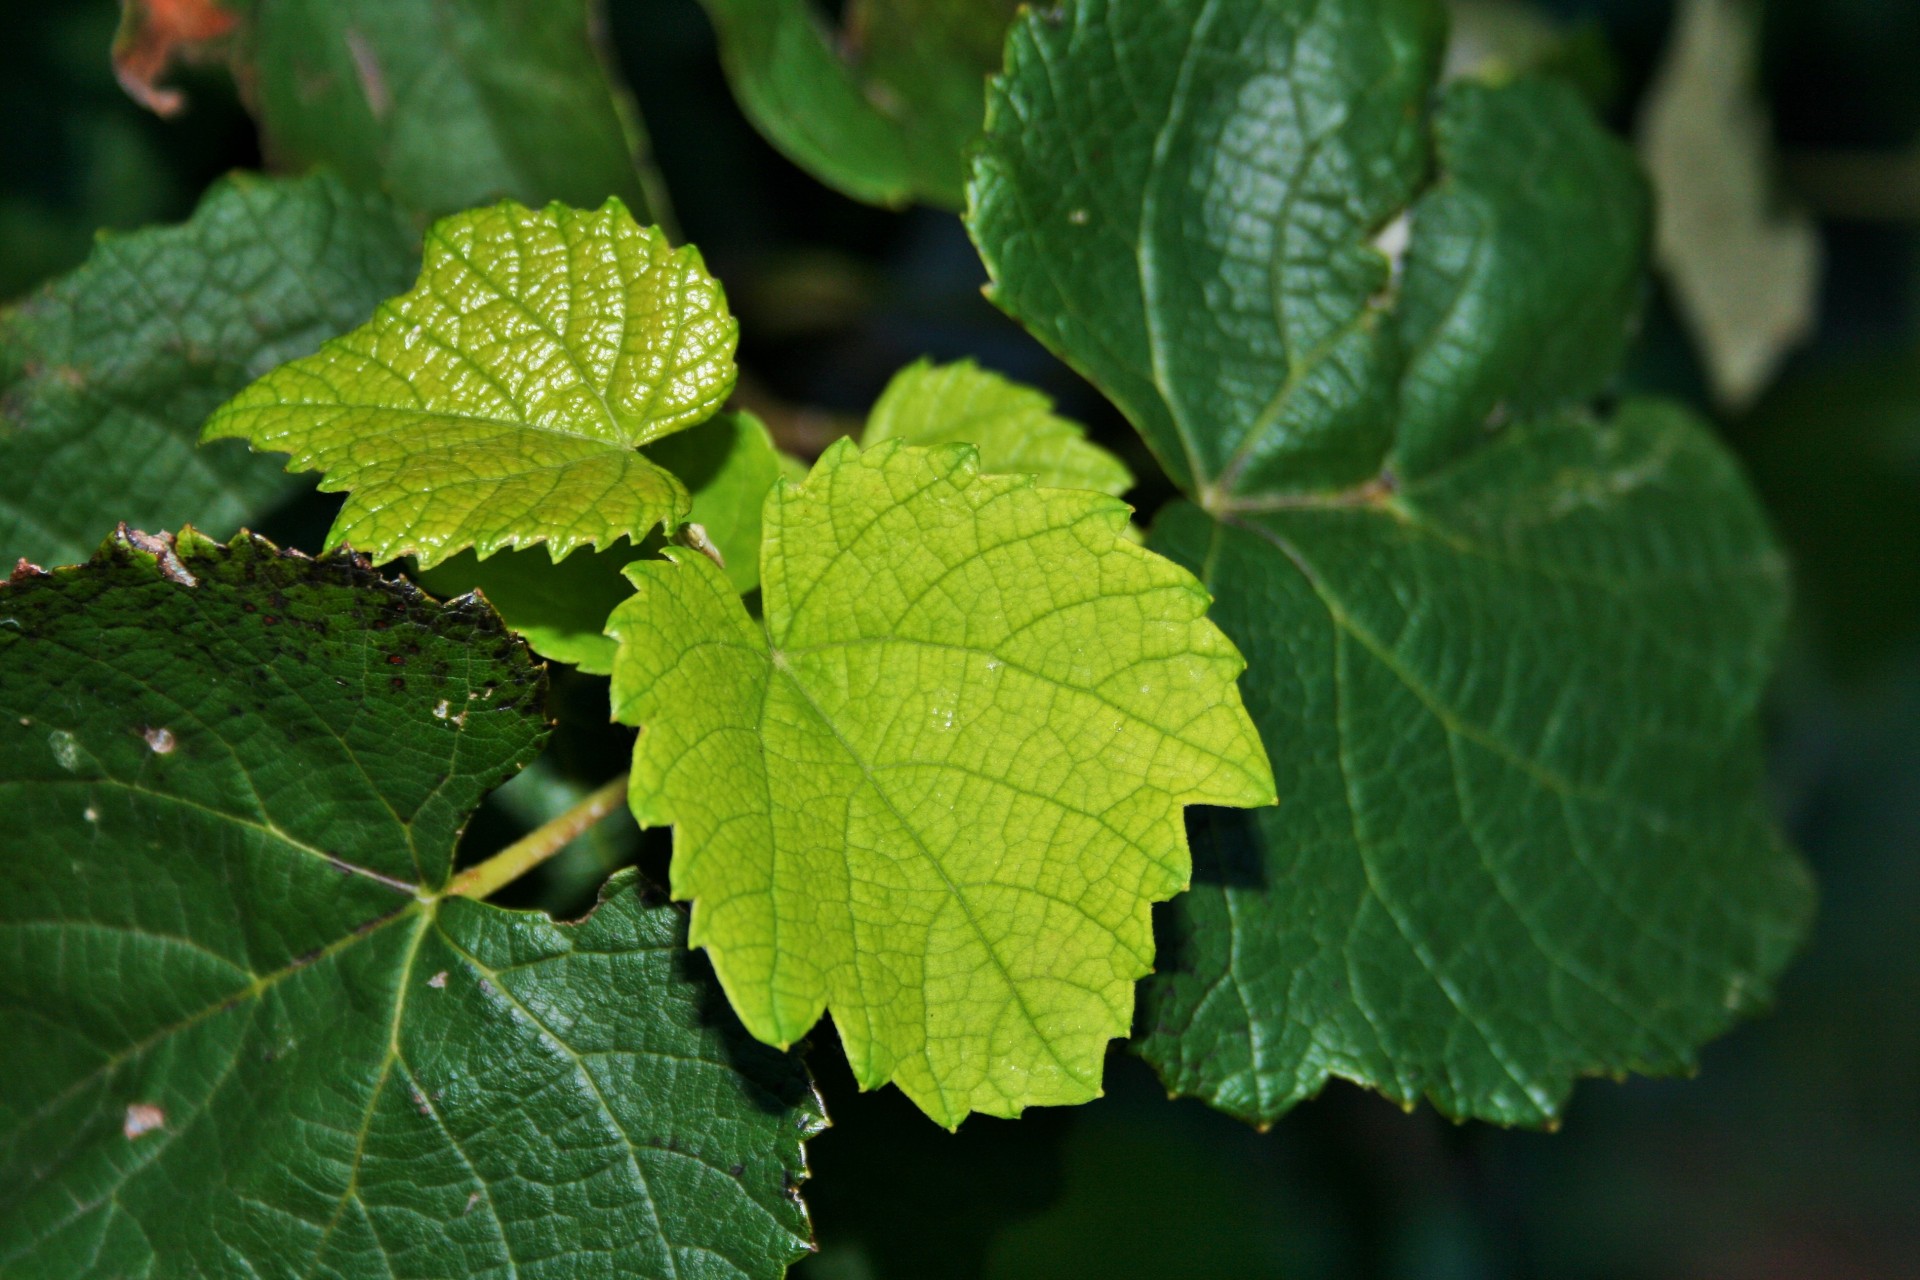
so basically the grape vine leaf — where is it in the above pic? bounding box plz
[607,440,1275,1127]
[421,359,1125,674]
[699,0,1020,207]
[0,528,822,1278]
[0,172,417,571]
[863,359,1133,497]
[204,198,738,569]
[417,412,784,674]
[118,0,668,224]
[970,0,1814,1126]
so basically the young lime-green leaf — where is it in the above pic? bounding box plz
[700,0,1020,207]
[646,411,787,593]
[415,412,783,672]
[0,172,417,569]
[0,529,821,1278]
[863,359,1133,496]
[204,199,738,569]
[607,440,1274,1127]
[970,0,1812,1126]
[413,539,647,675]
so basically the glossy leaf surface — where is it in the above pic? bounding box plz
[205,200,737,568]
[700,0,1019,207]
[971,0,1813,1125]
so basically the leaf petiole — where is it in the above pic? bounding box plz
[443,776,630,901]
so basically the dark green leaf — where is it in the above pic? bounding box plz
[231,0,664,221]
[0,172,417,570]
[1142,404,1810,1125]
[0,529,821,1277]
[970,0,1812,1125]
[1392,78,1648,478]
[700,0,1020,207]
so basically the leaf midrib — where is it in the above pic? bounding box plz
[2,900,421,1245]
[762,648,1094,1104]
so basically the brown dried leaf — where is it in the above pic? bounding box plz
[112,0,237,118]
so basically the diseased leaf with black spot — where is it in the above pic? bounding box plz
[0,529,822,1279]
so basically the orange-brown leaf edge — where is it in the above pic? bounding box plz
[112,0,238,118]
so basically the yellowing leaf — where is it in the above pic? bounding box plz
[204,199,738,567]
[608,440,1273,1127]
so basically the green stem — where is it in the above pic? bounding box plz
[443,776,630,901]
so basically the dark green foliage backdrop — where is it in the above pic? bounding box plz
[3,0,1914,1275]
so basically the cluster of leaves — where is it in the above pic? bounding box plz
[2,0,1813,1275]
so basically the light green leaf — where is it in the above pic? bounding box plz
[414,539,647,675]
[204,199,738,568]
[0,529,822,1278]
[863,359,1133,497]
[971,0,1812,1126]
[647,411,787,594]
[700,0,1020,207]
[0,172,417,569]
[608,440,1273,1127]
[417,413,783,672]
[120,0,668,224]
